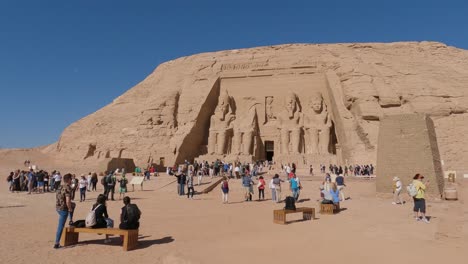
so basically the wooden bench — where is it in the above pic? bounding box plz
[320,203,340,215]
[61,227,138,251]
[273,207,315,225]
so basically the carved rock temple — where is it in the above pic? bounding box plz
[46,42,468,172]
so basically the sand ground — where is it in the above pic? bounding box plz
[0,166,467,264]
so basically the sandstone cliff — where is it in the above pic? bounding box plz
[45,42,468,173]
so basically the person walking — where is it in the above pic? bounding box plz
[53,173,72,249]
[118,175,128,200]
[273,174,284,203]
[91,172,98,191]
[242,174,254,202]
[221,177,229,203]
[186,173,195,199]
[27,169,35,194]
[335,174,346,201]
[197,169,203,186]
[412,174,430,223]
[289,174,301,202]
[257,176,266,200]
[269,176,276,202]
[79,175,88,202]
[86,173,92,191]
[392,177,404,205]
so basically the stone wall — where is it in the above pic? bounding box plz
[376,114,444,196]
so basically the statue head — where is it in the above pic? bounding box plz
[285,91,299,118]
[309,92,323,113]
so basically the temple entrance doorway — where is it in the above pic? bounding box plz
[265,141,274,161]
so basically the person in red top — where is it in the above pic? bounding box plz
[257,176,266,200]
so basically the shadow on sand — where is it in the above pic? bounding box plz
[70,235,175,250]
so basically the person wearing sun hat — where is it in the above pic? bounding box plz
[392,176,404,205]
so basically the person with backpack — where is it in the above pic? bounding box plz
[242,174,254,202]
[103,172,116,201]
[119,196,141,230]
[410,174,430,223]
[118,174,128,200]
[221,177,229,203]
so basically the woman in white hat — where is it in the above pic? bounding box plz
[392,176,404,205]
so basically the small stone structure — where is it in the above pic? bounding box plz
[376,114,444,196]
[97,158,136,174]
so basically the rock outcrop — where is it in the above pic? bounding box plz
[46,42,468,172]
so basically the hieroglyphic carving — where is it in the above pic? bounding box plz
[265,96,276,124]
[221,62,268,71]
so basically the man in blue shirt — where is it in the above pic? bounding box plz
[289,174,301,202]
[27,169,35,194]
[335,174,346,201]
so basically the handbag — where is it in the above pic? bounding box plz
[85,204,101,227]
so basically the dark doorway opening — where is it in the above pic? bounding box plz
[265,141,274,161]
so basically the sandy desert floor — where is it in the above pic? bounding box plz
[0,149,467,264]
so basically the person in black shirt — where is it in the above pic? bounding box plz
[119,196,141,230]
[91,194,113,242]
[174,173,187,196]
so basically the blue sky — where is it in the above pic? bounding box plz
[1,0,467,148]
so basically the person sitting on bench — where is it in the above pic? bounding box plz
[119,196,141,230]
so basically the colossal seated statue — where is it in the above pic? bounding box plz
[208,90,236,155]
[303,92,332,154]
[232,104,258,156]
[277,92,302,154]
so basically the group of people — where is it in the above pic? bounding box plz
[168,159,270,181]
[53,173,141,249]
[392,174,430,223]
[319,173,347,205]
[317,164,374,177]
[6,169,101,196]
[100,171,129,201]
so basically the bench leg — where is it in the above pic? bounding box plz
[273,212,286,224]
[61,229,79,247]
[123,230,139,251]
[303,212,312,221]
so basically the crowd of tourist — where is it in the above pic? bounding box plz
[5,157,431,250]
[6,169,102,197]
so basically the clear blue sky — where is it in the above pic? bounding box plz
[1,0,467,148]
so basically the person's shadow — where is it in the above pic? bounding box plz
[137,236,174,249]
